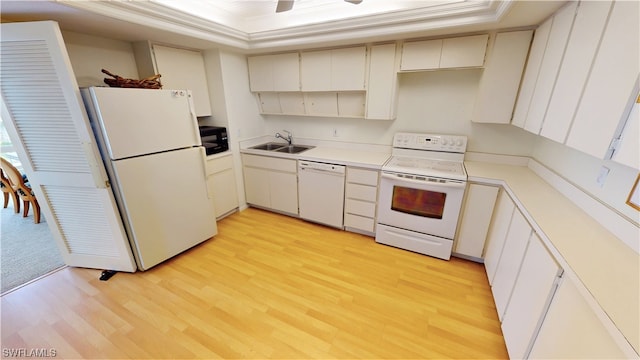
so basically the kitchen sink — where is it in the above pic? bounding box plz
[250,142,314,154]
[275,145,313,154]
[250,142,288,151]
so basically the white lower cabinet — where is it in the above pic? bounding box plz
[242,154,298,215]
[483,189,516,284]
[206,154,239,219]
[454,183,499,259]
[491,207,532,320]
[501,233,562,359]
[344,167,379,235]
[528,276,631,359]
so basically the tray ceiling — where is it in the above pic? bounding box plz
[0,0,566,52]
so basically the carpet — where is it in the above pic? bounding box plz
[1,200,65,294]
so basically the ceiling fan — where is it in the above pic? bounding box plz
[276,0,363,13]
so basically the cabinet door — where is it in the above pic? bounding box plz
[400,39,442,71]
[523,1,577,135]
[366,43,398,120]
[483,190,516,284]
[152,45,212,117]
[337,92,365,118]
[439,34,488,69]
[257,92,282,114]
[491,208,532,320]
[566,0,640,159]
[501,233,561,359]
[455,184,499,259]
[212,168,238,218]
[248,53,300,92]
[512,17,553,128]
[278,92,306,115]
[304,92,338,116]
[300,50,332,91]
[331,47,366,91]
[269,171,298,215]
[248,55,274,92]
[540,1,613,143]
[243,166,270,208]
[272,53,300,91]
[473,30,533,124]
[529,276,629,359]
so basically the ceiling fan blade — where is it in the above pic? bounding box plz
[276,0,295,13]
[344,0,363,4]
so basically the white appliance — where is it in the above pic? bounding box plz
[81,87,217,270]
[376,133,467,260]
[298,160,346,228]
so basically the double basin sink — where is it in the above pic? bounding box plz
[250,142,314,154]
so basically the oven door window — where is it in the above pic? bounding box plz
[391,185,446,219]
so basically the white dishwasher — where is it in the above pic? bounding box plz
[298,160,346,229]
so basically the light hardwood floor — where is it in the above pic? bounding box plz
[1,208,508,359]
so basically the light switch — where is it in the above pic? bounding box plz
[596,166,610,188]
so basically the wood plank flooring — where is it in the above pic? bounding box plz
[1,208,508,359]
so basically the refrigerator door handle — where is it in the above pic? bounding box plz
[82,141,109,188]
[199,147,212,199]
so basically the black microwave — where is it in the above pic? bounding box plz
[198,126,229,155]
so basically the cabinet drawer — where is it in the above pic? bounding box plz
[345,198,376,218]
[344,213,375,233]
[242,154,297,173]
[345,183,377,202]
[206,154,233,175]
[347,168,378,186]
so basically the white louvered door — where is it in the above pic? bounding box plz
[0,21,137,272]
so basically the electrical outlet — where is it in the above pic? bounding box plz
[332,128,339,137]
[596,166,610,188]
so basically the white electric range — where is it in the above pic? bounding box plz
[376,132,468,260]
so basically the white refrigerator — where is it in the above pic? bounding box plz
[81,87,217,270]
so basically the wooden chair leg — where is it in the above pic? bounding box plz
[11,191,19,213]
[22,199,29,218]
[33,199,41,224]
[3,192,7,208]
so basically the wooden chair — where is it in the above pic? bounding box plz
[0,157,40,224]
[1,168,20,213]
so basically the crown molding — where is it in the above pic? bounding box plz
[59,0,513,51]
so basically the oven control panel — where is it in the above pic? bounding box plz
[392,133,467,153]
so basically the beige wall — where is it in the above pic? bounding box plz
[262,69,538,156]
[532,137,639,224]
[62,31,139,88]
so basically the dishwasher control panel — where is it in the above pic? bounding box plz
[298,160,346,174]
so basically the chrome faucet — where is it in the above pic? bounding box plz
[275,130,292,146]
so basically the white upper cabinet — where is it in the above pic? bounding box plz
[472,30,533,124]
[566,0,640,160]
[522,1,577,135]
[134,43,212,117]
[440,35,489,68]
[512,17,553,128]
[540,1,613,143]
[400,34,488,71]
[366,43,399,120]
[400,39,442,70]
[300,46,366,91]
[247,53,300,92]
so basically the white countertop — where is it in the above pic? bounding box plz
[298,147,390,169]
[465,161,639,353]
[240,142,390,169]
